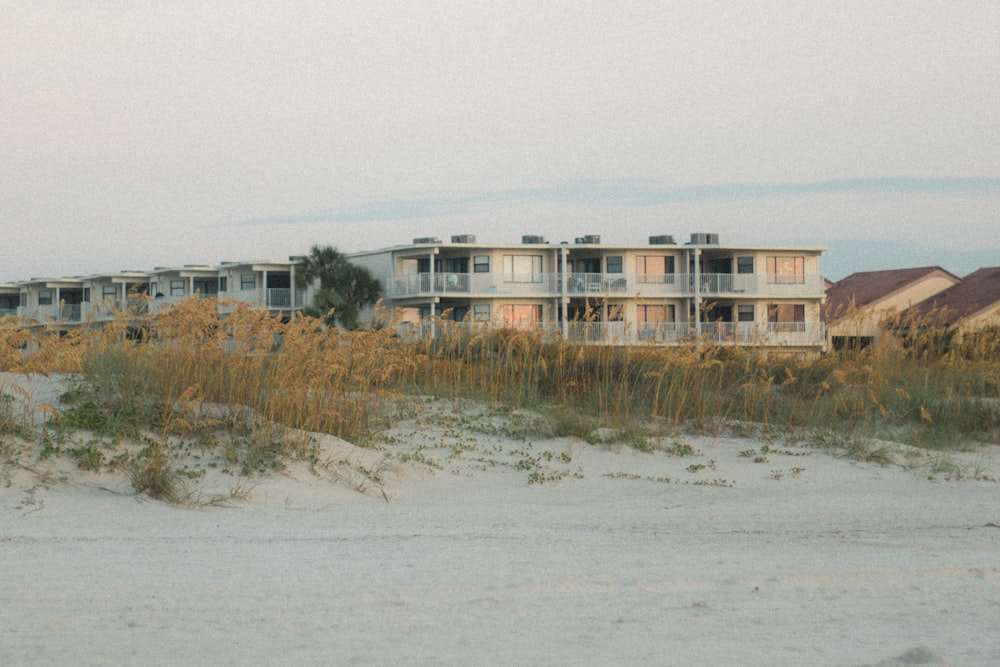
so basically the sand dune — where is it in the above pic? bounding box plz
[2,372,998,665]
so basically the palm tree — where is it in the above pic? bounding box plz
[296,245,381,329]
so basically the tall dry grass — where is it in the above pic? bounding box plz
[2,298,998,451]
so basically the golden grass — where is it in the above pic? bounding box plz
[2,298,998,450]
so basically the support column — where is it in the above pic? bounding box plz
[692,247,702,337]
[560,247,568,338]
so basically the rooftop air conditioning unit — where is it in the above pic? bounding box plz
[648,235,675,245]
[450,234,476,243]
[574,235,601,244]
[521,235,547,244]
[689,233,720,245]
[413,237,442,244]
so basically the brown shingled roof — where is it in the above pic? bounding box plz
[824,266,959,321]
[905,267,1000,326]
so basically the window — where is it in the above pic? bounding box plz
[737,304,755,322]
[445,257,468,273]
[240,273,256,290]
[170,280,185,296]
[219,277,227,292]
[102,285,118,300]
[636,256,675,283]
[606,256,623,273]
[473,304,491,322]
[193,278,218,296]
[737,257,754,274]
[503,304,542,327]
[636,304,675,324]
[83,288,91,302]
[768,303,806,332]
[473,256,490,273]
[768,303,805,321]
[38,289,53,306]
[150,282,158,296]
[767,256,804,284]
[503,255,542,283]
[706,258,732,274]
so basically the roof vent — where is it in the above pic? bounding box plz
[574,235,601,244]
[413,237,442,244]
[649,235,675,245]
[689,233,719,245]
[521,235,547,244]
[450,234,476,243]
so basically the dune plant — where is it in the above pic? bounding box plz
[3,287,996,488]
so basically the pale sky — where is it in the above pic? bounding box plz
[3,1,998,282]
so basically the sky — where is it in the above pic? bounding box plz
[2,1,998,283]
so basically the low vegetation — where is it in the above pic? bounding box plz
[1,298,998,501]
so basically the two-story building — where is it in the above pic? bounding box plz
[215,259,307,319]
[350,233,827,355]
[16,277,87,326]
[10,259,310,329]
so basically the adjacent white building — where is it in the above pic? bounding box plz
[4,234,828,354]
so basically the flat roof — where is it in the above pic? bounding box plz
[350,240,826,256]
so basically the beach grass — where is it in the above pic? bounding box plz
[2,298,998,487]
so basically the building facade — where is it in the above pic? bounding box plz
[4,235,827,354]
[350,233,827,354]
[10,260,308,330]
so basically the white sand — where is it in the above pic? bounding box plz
[2,372,999,666]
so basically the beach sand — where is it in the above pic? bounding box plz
[2,372,998,666]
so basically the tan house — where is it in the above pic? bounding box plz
[902,267,1000,333]
[824,266,960,350]
[350,232,828,355]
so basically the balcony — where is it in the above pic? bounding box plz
[94,298,150,320]
[220,288,305,311]
[386,271,826,299]
[20,303,84,323]
[148,293,213,314]
[392,319,826,347]
[387,272,558,298]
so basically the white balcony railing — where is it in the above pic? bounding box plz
[386,272,825,299]
[14,292,308,323]
[78,298,149,321]
[219,288,304,310]
[393,320,826,347]
[386,272,559,297]
[19,304,85,323]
